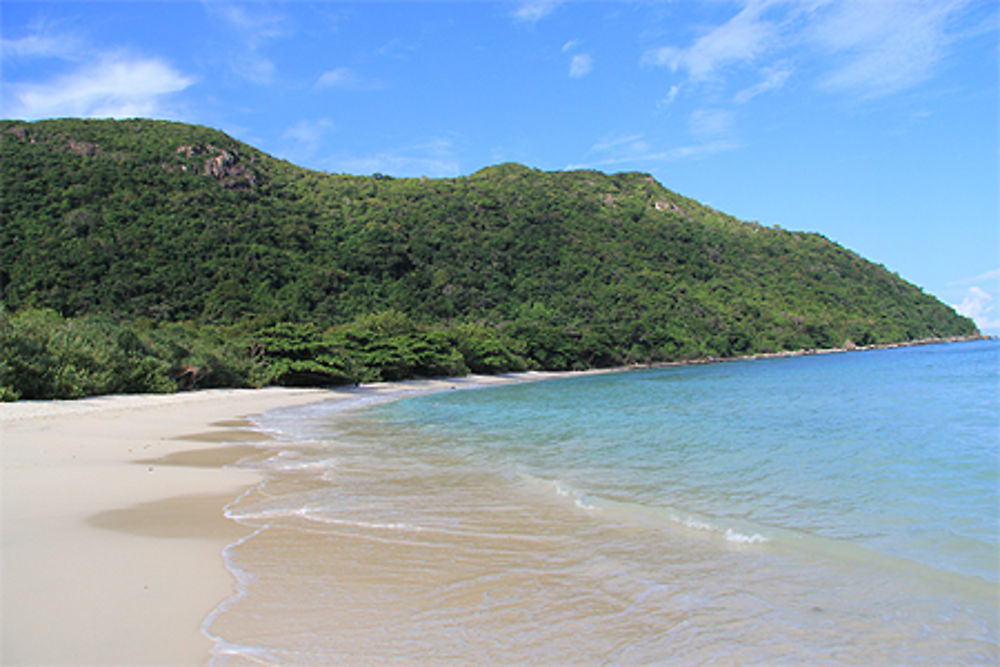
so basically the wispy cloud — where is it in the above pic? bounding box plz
[953,285,999,332]
[643,0,780,81]
[207,2,290,85]
[377,38,417,60]
[664,140,741,160]
[734,64,792,103]
[949,268,1000,286]
[211,2,289,46]
[643,0,978,100]
[279,118,336,164]
[3,55,195,120]
[689,108,735,137]
[571,134,740,170]
[283,118,335,146]
[228,51,276,86]
[810,0,968,97]
[658,85,681,109]
[1,32,82,60]
[569,53,594,79]
[0,21,194,120]
[947,267,1000,333]
[562,38,593,79]
[327,137,461,178]
[591,133,650,155]
[314,67,383,91]
[513,0,563,23]
[0,16,88,62]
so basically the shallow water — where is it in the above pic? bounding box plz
[206,341,999,664]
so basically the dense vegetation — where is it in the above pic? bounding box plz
[0,118,978,399]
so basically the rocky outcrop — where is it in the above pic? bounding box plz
[8,125,36,143]
[175,145,204,158]
[171,143,258,189]
[203,149,236,178]
[68,139,101,157]
[655,199,690,219]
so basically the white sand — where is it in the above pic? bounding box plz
[1,387,351,665]
[0,372,605,665]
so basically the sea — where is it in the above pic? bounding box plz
[205,340,999,664]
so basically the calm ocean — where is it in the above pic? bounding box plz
[208,340,999,664]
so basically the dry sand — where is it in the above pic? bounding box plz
[0,387,351,665]
[0,372,595,665]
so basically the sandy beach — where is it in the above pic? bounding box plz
[1,387,338,665]
[0,372,588,665]
[3,346,995,664]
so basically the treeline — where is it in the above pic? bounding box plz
[0,308,610,400]
[0,118,980,399]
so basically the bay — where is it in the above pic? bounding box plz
[208,341,999,664]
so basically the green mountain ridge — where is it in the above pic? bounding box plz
[0,118,979,398]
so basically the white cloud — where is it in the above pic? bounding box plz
[377,38,416,60]
[641,46,675,69]
[316,68,352,88]
[1,33,80,60]
[954,285,999,333]
[283,118,335,145]
[562,39,581,53]
[279,118,336,164]
[314,67,382,91]
[945,267,1000,333]
[591,133,650,155]
[657,85,681,109]
[949,268,1000,286]
[229,51,277,86]
[734,64,792,103]
[689,108,735,137]
[658,140,741,161]
[955,286,993,317]
[207,2,290,85]
[570,136,740,170]
[811,0,964,97]
[0,17,88,61]
[328,137,461,178]
[643,0,977,101]
[211,3,289,46]
[3,55,195,120]
[513,0,563,23]
[569,54,594,78]
[643,0,780,80]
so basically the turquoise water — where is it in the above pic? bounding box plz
[211,341,999,664]
[374,341,1000,583]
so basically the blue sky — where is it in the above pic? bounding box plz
[2,1,998,332]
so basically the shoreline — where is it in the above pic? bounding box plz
[645,333,994,369]
[0,338,991,663]
[189,339,999,663]
[0,372,597,665]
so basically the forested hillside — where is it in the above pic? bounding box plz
[0,118,978,399]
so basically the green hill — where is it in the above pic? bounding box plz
[0,118,978,398]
